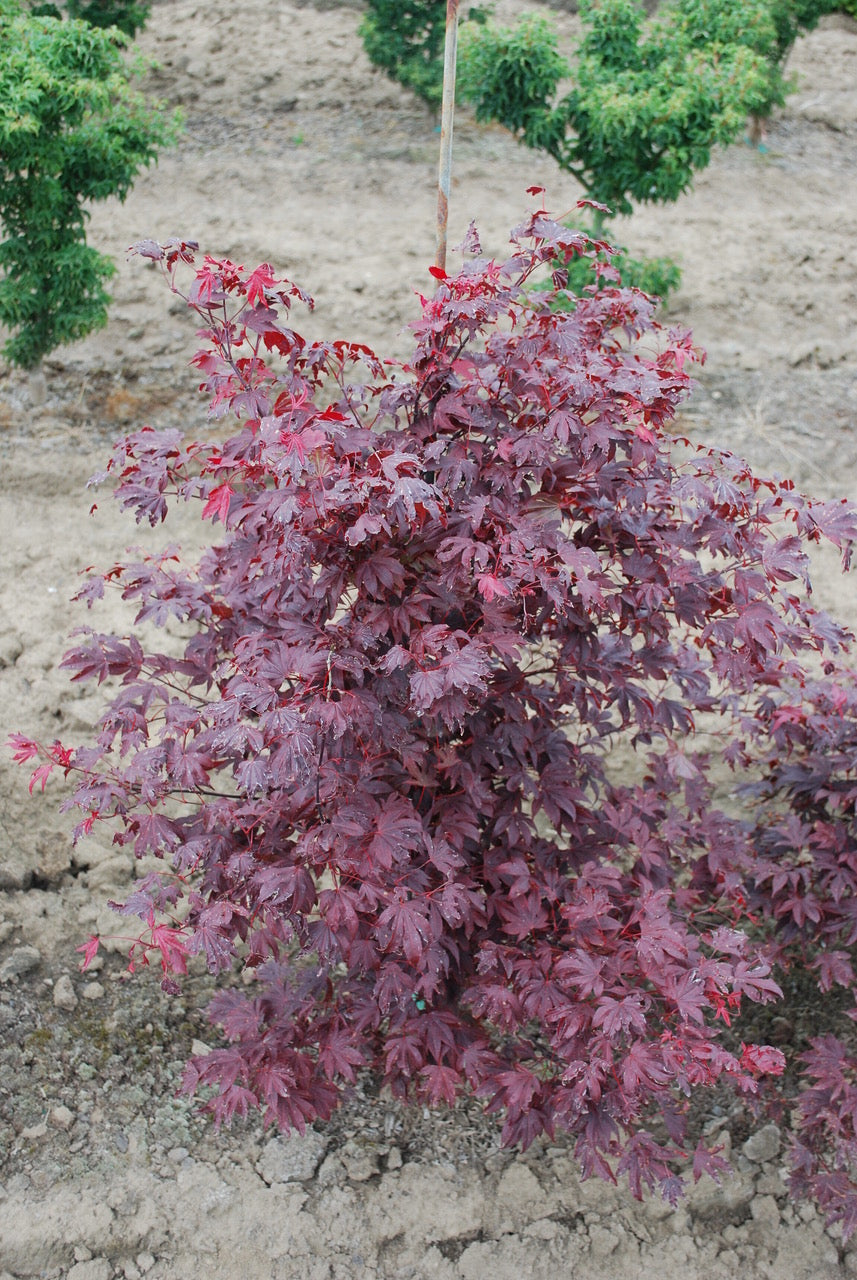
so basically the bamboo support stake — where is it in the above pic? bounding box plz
[435,0,460,275]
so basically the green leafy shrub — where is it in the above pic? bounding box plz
[66,0,150,37]
[359,0,449,107]
[360,0,488,108]
[30,0,150,38]
[458,0,786,302]
[744,0,856,128]
[769,0,857,60]
[612,248,681,299]
[565,234,681,301]
[0,2,179,368]
[739,0,842,125]
[459,0,783,220]
[523,212,682,306]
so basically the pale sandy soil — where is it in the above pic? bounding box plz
[1,2,857,1276]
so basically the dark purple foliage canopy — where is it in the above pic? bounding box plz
[14,208,857,1226]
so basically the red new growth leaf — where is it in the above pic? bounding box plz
[148,917,191,975]
[77,936,100,971]
[201,482,234,524]
[476,573,511,603]
[7,733,39,764]
[245,263,277,306]
[14,204,857,1229]
[740,1044,786,1076]
[28,762,53,793]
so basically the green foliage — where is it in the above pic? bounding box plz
[359,0,449,107]
[458,14,567,148]
[459,0,784,216]
[66,0,151,38]
[359,0,855,118]
[740,0,846,119]
[0,2,178,367]
[360,0,488,108]
[767,0,850,62]
[591,242,682,300]
[747,0,856,121]
[30,0,151,38]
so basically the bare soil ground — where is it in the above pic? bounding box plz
[1,1,857,1276]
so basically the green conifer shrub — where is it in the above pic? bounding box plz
[0,1,178,368]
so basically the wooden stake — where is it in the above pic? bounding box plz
[435,0,460,275]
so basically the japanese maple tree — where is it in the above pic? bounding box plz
[13,207,857,1221]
